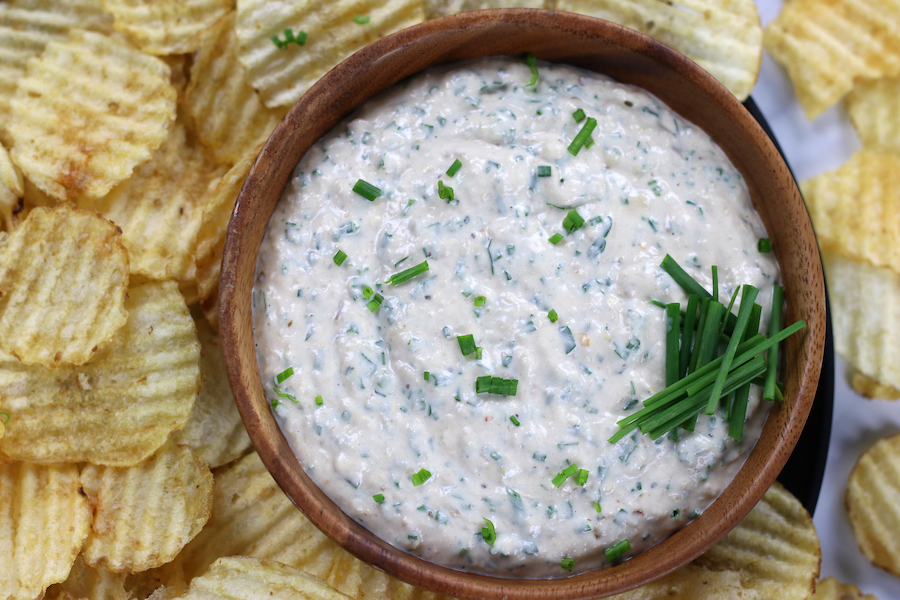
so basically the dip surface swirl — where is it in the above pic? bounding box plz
[253,57,779,577]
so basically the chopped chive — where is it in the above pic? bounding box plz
[362,286,374,299]
[475,347,483,360]
[548,309,558,323]
[482,518,497,545]
[665,303,680,386]
[510,415,520,426]
[537,165,552,177]
[373,493,385,502]
[549,233,564,245]
[457,334,477,356]
[474,295,486,307]
[276,367,294,384]
[560,557,576,571]
[271,28,307,49]
[424,371,430,381]
[584,136,595,149]
[568,117,597,156]
[758,238,772,253]
[333,250,347,266]
[552,464,579,487]
[315,395,323,406]
[764,285,784,400]
[572,108,586,123]
[559,325,576,354]
[353,179,381,201]
[475,376,518,396]
[576,469,589,486]
[594,502,602,513]
[438,179,454,202]
[353,14,370,24]
[273,386,298,403]
[562,209,585,233]
[388,260,429,285]
[411,468,431,486]
[525,52,539,86]
[270,398,279,409]
[366,293,384,312]
[394,256,409,267]
[446,159,462,177]
[604,539,631,561]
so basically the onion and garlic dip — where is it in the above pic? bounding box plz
[253,57,780,577]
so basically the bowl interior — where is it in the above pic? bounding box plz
[220,9,825,599]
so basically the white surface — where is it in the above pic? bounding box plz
[754,2,900,598]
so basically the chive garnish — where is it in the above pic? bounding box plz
[438,179,454,202]
[353,179,381,201]
[562,209,585,233]
[457,334,477,356]
[576,469,589,486]
[678,295,699,378]
[704,285,759,415]
[373,493,385,502]
[362,286,374,299]
[572,108,586,123]
[525,53,539,86]
[333,250,347,266]
[315,395,323,406]
[424,371,430,381]
[271,28,307,49]
[353,14,370,24]
[584,136,595,149]
[474,295,486,307]
[661,254,709,299]
[560,557,576,571]
[537,165,551,177]
[548,309,558,323]
[475,347,483,360]
[764,285,784,400]
[568,117,597,156]
[482,518,497,545]
[665,303,680,386]
[549,233,564,245]
[388,260,429,285]
[366,293,384,312]
[475,376,518,396]
[605,539,631,561]
[594,502,602,513]
[711,266,718,302]
[446,159,462,177]
[273,386,298,403]
[276,367,294,384]
[510,415,520,426]
[411,468,431,486]
[552,464,578,487]
[758,238,772,253]
[270,398,279,409]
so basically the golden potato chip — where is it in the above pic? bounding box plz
[80,122,226,287]
[103,0,232,56]
[162,54,193,104]
[177,557,352,600]
[851,370,900,401]
[763,0,900,119]
[0,280,200,466]
[81,443,214,573]
[0,142,23,231]
[0,205,129,367]
[556,0,762,100]
[170,308,252,469]
[186,13,285,167]
[824,251,900,391]
[846,433,900,577]
[8,30,176,201]
[422,0,546,19]
[0,462,91,600]
[801,151,900,275]
[845,76,900,156]
[234,0,427,109]
[811,577,879,600]
[45,556,129,600]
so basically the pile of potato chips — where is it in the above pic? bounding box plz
[0,0,885,598]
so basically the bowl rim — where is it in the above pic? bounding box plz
[220,9,825,599]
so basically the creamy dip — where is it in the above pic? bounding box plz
[253,57,780,577]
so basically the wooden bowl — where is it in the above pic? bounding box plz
[220,9,825,599]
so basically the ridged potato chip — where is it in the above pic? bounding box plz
[235,0,427,108]
[176,557,352,600]
[0,280,200,466]
[423,0,546,19]
[845,76,900,156]
[8,30,176,201]
[0,205,129,367]
[846,433,900,577]
[186,13,284,167]
[81,443,214,573]
[824,251,900,391]
[45,556,129,600]
[0,142,23,231]
[80,122,225,287]
[851,370,900,401]
[103,0,232,56]
[170,308,252,469]
[763,0,900,119]
[811,577,879,600]
[556,0,762,100]
[801,151,900,276]
[0,462,91,600]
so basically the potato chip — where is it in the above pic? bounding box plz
[8,30,176,201]
[45,556,129,600]
[851,370,900,401]
[801,151,900,275]
[162,55,193,104]
[422,0,546,19]
[556,0,762,100]
[763,0,900,119]
[186,13,285,167]
[234,0,427,109]
[79,122,226,287]
[0,205,129,367]
[845,76,900,156]
[170,308,252,469]
[0,280,200,466]
[824,251,900,391]
[0,142,23,231]
[103,0,232,56]
[846,433,900,577]
[81,443,214,573]
[0,462,91,600]
[177,557,352,600]
[811,577,879,600]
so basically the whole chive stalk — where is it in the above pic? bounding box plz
[388,260,429,285]
[679,295,699,378]
[665,303,680,386]
[705,286,759,415]
[711,266,718,302]
[764,285,784,400]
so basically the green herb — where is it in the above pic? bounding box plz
[576,469,589,486]
[457,334,477,356]
[549,233,564,245]
[552,464,578,487]
[562,209,585,233]
[604,539,631,561]
[411,468,432,486]
[446,159,462,177]
[333,250,347,266]
[481,518,497,545]
[276,367,294,384]
[273,386,298,403]
[388,260,429,285]
[711,265,719,302]
[315,395,324,406]
[594,502,602,513]
[537,165,551,177]
[568,117,597,156]
[353,14,370,24]
[474,295,486,307]
[353,179,381,201]
[438,179,454,202]
[271,28,307,49]
[704,285,759,415]
[362,286,374,299]
[572,108,586,123]
[758,238,772,253]
[475,347,483,360]
[560,557,576,571]
[559,325,576,354]
[665,303,680,386]
[525,52,539,86]
[585,136,595,149]
[475,376,518,396]
[548,309,558,323]
[270,398,279,409]
[679,295,699,378]
[510,415,520,426]
[373,493,385,502]
[366,293,384,312]
[763,285,784,400]
[424,371,430,381]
